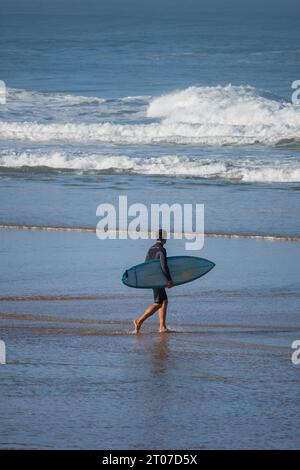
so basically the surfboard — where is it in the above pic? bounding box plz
[122,256,215,288]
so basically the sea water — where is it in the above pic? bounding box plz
[0,1,300,237]
[0,0,300,450]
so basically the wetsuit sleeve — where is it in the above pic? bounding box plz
[159,249,172,282]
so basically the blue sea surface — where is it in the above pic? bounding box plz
[0,0,300,236]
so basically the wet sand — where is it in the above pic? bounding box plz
[0,229,300,449]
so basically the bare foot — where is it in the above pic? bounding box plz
[133,319,141,334]
[159,326,170,333]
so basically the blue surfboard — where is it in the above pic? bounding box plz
[122,256,215,289]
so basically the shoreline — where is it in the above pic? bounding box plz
[1,223,299,242]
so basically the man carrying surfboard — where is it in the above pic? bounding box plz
[133,229,174,334]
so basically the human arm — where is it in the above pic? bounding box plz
[159,249,173,287]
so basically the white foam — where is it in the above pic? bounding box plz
[7,88,106,106]
[147,85,291,125]
[1,84,300,148]
[1,150,299,183]
[1,85,300,146]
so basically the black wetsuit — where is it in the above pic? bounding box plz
[145,242,172,305]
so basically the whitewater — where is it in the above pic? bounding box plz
[1,85,300,146]
[1,150,300,183]
[0,85,300,184]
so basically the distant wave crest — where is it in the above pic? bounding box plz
[1,150,300,183]
[0,85,300,146]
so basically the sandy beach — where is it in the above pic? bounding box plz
[0,228,299,449]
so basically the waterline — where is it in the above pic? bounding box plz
[0,223,299,242]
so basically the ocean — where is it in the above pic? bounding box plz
[0,0,300,450]
[0,2,300,236]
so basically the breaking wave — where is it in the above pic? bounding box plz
[1,85,300,146]
[1,150,299,182]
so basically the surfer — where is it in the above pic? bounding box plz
[133,229,174,334]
